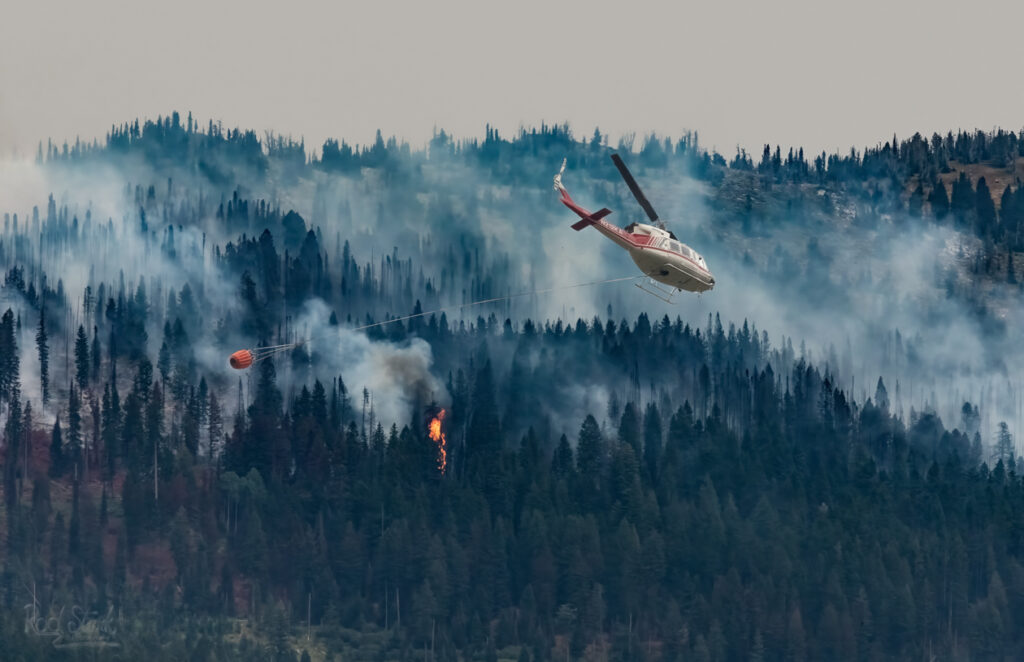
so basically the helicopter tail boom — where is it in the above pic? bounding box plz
[570,208,612,231]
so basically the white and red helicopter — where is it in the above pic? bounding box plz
[554,154,714,301]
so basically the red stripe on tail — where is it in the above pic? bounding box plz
[571,208,612,231]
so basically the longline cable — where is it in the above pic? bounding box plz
[342,274,643,335]
[240,274,643,365]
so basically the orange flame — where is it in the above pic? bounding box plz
[428,409,447,474]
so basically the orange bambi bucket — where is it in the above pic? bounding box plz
[229,349,254,370]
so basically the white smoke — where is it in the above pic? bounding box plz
[296,299,448,427]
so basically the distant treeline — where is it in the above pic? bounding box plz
[41,113,1024,258]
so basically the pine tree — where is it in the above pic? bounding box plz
[49,416,64,478]
[121,390,143,471]
[0,308,19,402]
[976,176,997,237]
[197,376,209,429]
[552,434,574,476]
[618,403,641,457]
[467,357,502,503]
[908,182,924,217]
[951,172,974,225]
[576,414,603,477]
[183,387,200,455]
[208,390,223,463]
[74,324,90,390]
[1011,187,1024,250]
[157,339,171,383]
[91,325,100,382]
[146,380,164,480]
[20,400,31,500]
[874,377,889,412]
[68,480,81,557]
[170,318,191,402]
[35,307,48,405]
[928,180,950,220]
[68,385,83,476]
[994,421,1014,467]
[102,383,121,478]
[3,390,21,508]
[642,402,662,480]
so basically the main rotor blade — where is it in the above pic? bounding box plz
[611,153,659,223]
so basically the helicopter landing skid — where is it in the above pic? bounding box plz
[635,277,679,304]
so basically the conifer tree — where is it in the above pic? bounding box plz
[35,307,48,405]
[74,324,90,390]
[951,172,974,225]
[102,382,121,478]
[576,414,604,481]
[91,325,100,382]
[49,416,64,478]
[552,434,574,476]
[618,403,641,457]
[908,182,924,217]
[208,389,223,463]
[928,180,950,220]
[642,402,662,480]
[3,390,21,508]
[0,308,19,402]
[994,421,1015,467]
[68,385,82,476]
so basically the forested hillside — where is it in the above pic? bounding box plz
[1,115,1024,660]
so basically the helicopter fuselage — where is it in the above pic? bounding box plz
[599,220,714,293]
[558,191,715,293]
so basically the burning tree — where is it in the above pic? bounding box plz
[427,407,448,474]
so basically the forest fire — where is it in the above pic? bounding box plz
[428,408,448,474]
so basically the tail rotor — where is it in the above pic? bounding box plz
[553,158,567,193]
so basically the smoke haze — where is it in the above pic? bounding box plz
[0,123,1021,455]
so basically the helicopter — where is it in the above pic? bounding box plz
[554,154,714,302]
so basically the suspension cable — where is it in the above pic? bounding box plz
[244,274,643,364]
[344,274,643,335]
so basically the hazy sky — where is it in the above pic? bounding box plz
[3,0,1023,158]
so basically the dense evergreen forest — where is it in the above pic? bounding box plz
[2,114,1024,660]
